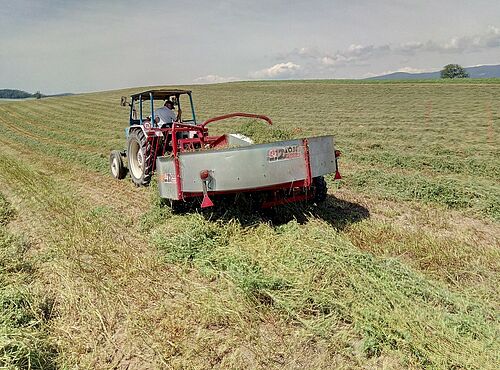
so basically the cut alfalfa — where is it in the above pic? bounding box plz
[150,215,500,368]
[0,193,58,369]
[236,120,295,144]
[0,194,15,226]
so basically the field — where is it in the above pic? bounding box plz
[0,80,498,369]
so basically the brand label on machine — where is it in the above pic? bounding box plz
[267,145,302,162]
[159,173,176,183]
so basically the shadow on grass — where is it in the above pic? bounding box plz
[199,194,370,229]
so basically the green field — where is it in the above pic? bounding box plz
[0,80,498,369]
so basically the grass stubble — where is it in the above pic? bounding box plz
[0,194,57,369]
[0,79,498,368]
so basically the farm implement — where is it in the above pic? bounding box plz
[110,89,341,209]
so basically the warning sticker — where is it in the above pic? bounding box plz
[267,145,302,162]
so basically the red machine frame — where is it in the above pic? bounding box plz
[134,113,340,208]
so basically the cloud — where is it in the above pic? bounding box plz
[291,43,391,69]
[389,27,500,55]
[278,47,321,60]
[247,26,500,80]
[440,25,500,52]
[389,66,428,73]
[193,75,240,84]
[251,62,302,79]
[273,26,500,74]
[392,42,426,54]
[388,26,500,55]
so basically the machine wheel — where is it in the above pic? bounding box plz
[161,198,197,214]
[311,176,327,203]
[109,150,127,180]
[127,129,153,186]
[168,199,188,214]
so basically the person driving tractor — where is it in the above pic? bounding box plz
[154,99,181,128]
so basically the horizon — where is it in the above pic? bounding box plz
[1,1,499,95]
[2,62,500,96]
[4,62,499,96]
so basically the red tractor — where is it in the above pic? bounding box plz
[111,89,341,209]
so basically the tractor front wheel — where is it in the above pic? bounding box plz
[109,150,127,180]
[127,129,153,186]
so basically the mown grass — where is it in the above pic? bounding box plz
[0,194,57,369]
[0,80,498,368]
[346,169,499,219]
[1,79,497,221]
[147,199,499,369]
[236,120,295,143]
[205,82,498,219]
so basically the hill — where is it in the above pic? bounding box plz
[367,64,500,80]
[0,80,498,368]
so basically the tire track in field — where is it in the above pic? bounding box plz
[0,108,112,154]
[0,150,161,367]
[27,97,126,124]
[0,134,148,218]
[0,143,280,370]
[0,106,146,216]
[4,100,127,152]
[1,104,114,142]
[7,97,119,131]
[0,114,106,156]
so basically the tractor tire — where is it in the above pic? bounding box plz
[127,129,153,186]
[109,150,127,180]
[311,176,327,203]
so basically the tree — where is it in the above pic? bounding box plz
[0,89,32,99]
[34,91,42,99]
[440,64,469,79]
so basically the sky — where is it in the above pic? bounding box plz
[1,0,499,94]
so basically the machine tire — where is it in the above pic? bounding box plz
[109,150,127,180]
[127,129,153,186]
[168,199,187,214]
[311,176,327,203]
[165,197,201,214]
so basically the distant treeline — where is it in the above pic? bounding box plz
[0,89,74,99]
[0,89,37,99]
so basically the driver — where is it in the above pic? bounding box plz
[154,99,181,128]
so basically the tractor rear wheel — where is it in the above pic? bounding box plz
[127,129,153,186]
[109,150,127,179]
[311,176,327,203]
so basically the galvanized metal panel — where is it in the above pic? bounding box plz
[308,136,337,177]
[157,135,336,199]
[181,139,307,192]
[157,159,179,199]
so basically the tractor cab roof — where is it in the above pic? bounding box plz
[131,89,192,100]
